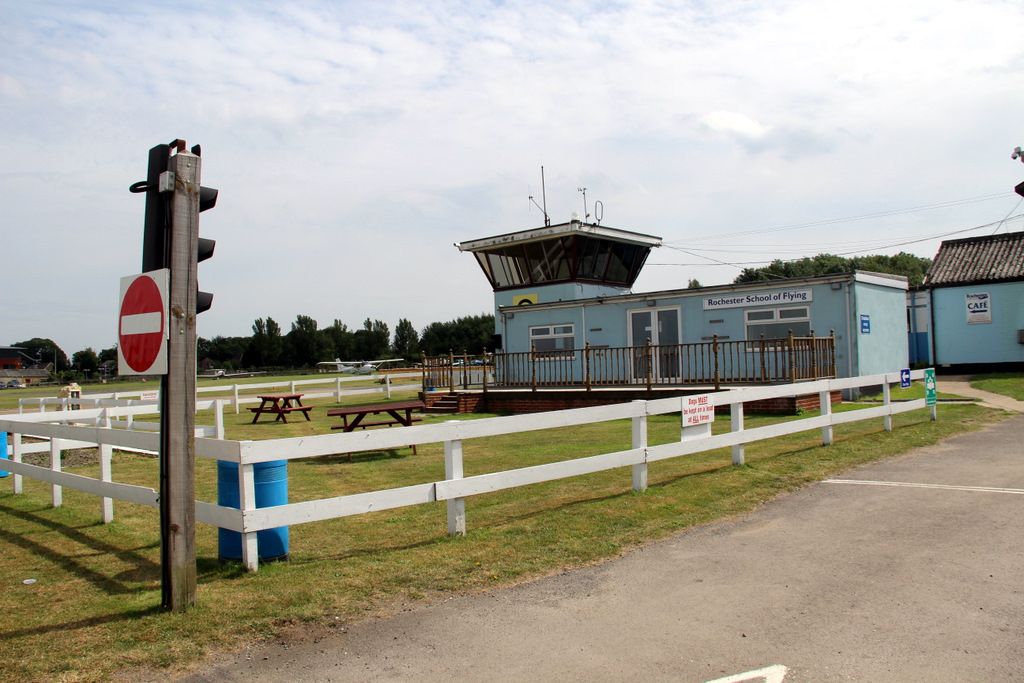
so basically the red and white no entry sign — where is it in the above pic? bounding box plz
[118,270,169,375]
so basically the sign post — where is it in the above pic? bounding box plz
[160,150,201,611]
[900,368,911,389]
[924,368,937,421]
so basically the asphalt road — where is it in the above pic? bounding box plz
[183,414,1024,683]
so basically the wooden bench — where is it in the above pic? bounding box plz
[326,400,426,454]
[250,393,313,424]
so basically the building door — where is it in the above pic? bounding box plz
[629,308,680,380]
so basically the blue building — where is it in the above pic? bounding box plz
[458,220,909,387]
[920,231,1024,370]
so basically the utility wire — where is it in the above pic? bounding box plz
[664,191,1012,245]
[650,213,1024,268]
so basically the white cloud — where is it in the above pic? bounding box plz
[700,111,771,140]
[2,0,1023,354]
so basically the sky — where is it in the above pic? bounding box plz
[3,0,1023,357]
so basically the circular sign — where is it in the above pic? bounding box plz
[119,275,165,373]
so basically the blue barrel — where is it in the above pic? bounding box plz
[217,460,289,562]
[0,432,8,478]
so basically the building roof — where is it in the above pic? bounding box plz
[926,230,1024,287]
[457,220,662,252]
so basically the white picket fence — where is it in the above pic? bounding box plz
[1,370,937,572]
[17,371,422,415]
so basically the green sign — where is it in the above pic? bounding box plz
[924,368,937,406]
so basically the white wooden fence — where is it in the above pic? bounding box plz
[1,370,936,572]
[17,372,422,415]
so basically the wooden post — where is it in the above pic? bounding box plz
[160,150,200,611]
[482,350,489,393]
[238,462,259,572]
[829,330,837,378]
[233,384,240,414]
[448,349,456,393]
[882,379,893,432]
[584,342,592,391]
[712,335,720,391]
[50,438,62,507]
[631,401,648,492]
[731,402,744,465]
[100,407,114,522]
[820,389,833,445]
[645,338,653,390]
[12,432,22,494]
[214,399,225,439]
[444,431,466,536]
[787,330,796,383]
[759,334,767,383]
[809,330,817,379]
[531,343,537,392]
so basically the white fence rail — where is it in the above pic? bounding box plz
[18,372,422,415]
[2,370,937,572]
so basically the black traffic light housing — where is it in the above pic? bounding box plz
[131,141,217,313]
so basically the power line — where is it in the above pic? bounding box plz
[664,191,1013,245]
[650,213,1024,268]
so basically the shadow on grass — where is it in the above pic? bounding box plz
[305,449,413,465]
[0,503,160,594]
[0,605,161,641]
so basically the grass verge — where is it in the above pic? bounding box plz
[970,372,1024,401]
[0,402,1009,681]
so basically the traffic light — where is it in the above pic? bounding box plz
[130,141,218,313]
[194,155,218,314]
[132,143,172,273]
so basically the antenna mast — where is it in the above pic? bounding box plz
[528,166,551,226]
[577,186,590,222]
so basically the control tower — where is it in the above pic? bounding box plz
[457,219,662,309]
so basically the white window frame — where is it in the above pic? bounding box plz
[529,323,576,359]
[744,306,811,345]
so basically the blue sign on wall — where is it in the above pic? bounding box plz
[860,314,871,334]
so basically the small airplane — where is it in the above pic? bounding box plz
[198,369,267,379]
[316,358,404,375]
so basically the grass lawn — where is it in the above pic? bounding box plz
[0,400,1008,682]
[970,372,1024,401]
[857,382,967,402]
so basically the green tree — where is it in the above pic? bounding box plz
[419,314,495,355]
[199,336,249,369]
[392,318,420,360]
[284,314,330,367]
[320,319,354,360]
[245,317,284,367]
[352,319,390,360]
[733,252,931,286]
[12,338,68,373]
[686,278,702,289]
[72,347,100,376]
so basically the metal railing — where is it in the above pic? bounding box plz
[479,332,836,391]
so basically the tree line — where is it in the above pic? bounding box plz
[10,313,495,380]
[199,313,496,371]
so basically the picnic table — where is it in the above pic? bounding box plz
[249,393,313,424]
[326,399,425,454]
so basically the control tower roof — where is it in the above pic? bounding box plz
[457,220,661,292]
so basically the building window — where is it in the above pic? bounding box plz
[744,306,811,340]
[530,324,575,357]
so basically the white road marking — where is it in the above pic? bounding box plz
[120,312,162,335]
[824,479,1024,495]
[705,664,788,683]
